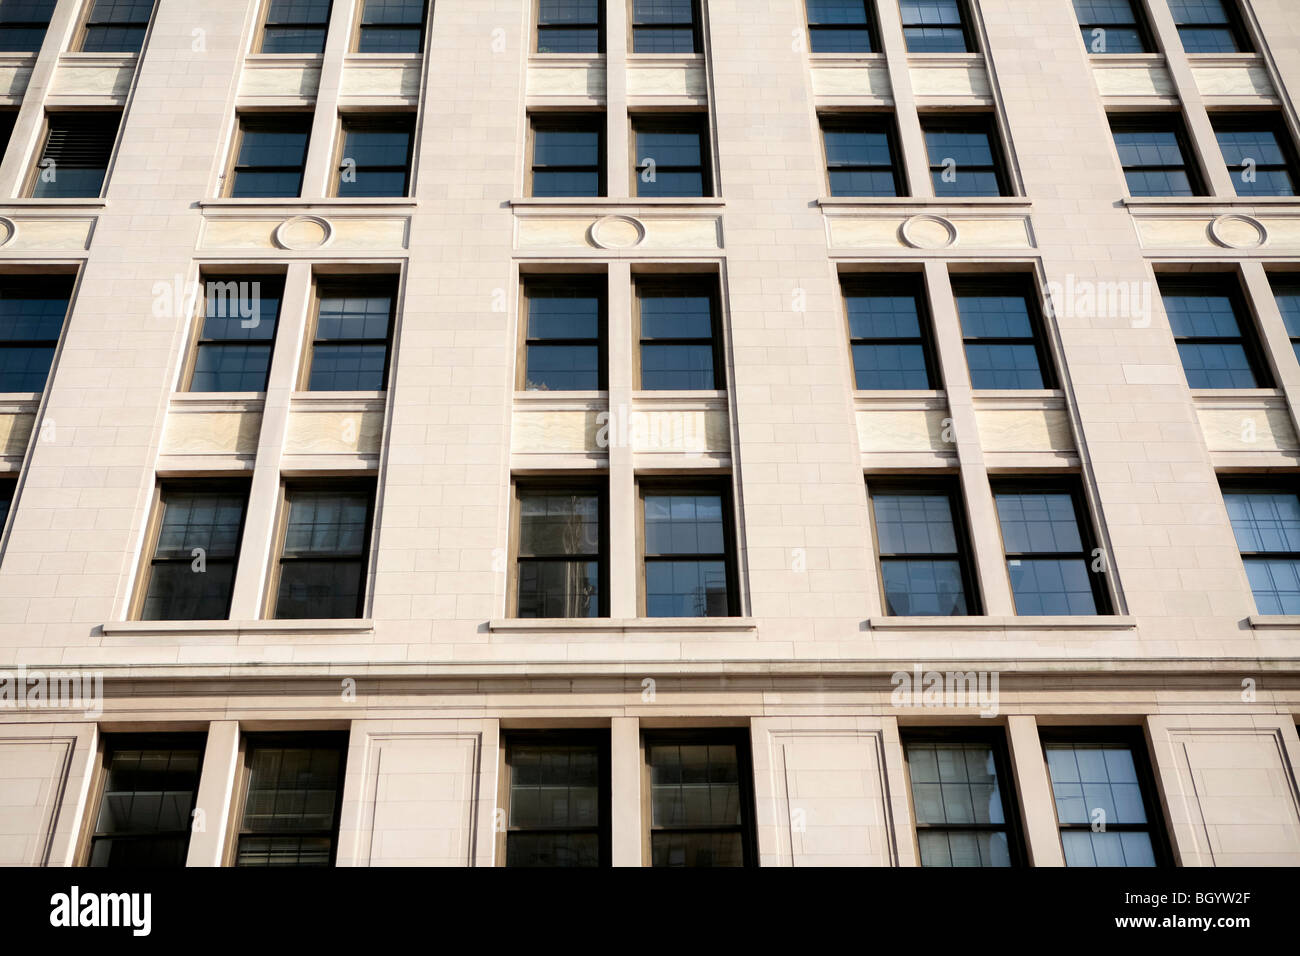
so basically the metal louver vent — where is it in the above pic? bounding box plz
[41,114,119,167]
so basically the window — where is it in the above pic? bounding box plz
[844,276,938,390]
[87,735,204,868]
[1043,732,1167,867]
[1212,114,1299,198]
[501,731,610,867]
[633,114,711,198]
[903,731,1023,867]
[537,0,602,53]
[259,0,332,54]
[228,114,311,198]
[807,0,877,53]
[357,0,425,53]
[521,276,605,391]
[822,114,905,198]
[1157,275,1270,389]
[30,112,120,198]
[0,477,14,529]
[0,0,55,52]
[234,734,347,867]
[78,0,153,53]
[1168,0,1251,54]
[1109,115,1203,197]
[188,276,283,393]
[636,276,721,390]
[0,276,72,393]
[1072,0,1152,53]
[138,483,249,621]
[305,277,396,391]
[336,114,414,197]
[641,483,736,617]
[922,116,1008,197]
[529,114,604,197]
[1270,274,1300,364]
[992,479,1109,616]
[514,482,606,618]
[272,483,374,619]
[0,110,16,163]
[644,731,756,867]
[631,0,700,54]
[1219,480,1300,615]
[900,0,972,53]
[869,480,978,616]
[953,278,1054,390]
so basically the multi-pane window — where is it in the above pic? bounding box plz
[1073,0,1152,54]
[305,278,396,391]
[514,483,606,618]
[822,114,904,198]
[0,0,55,52]
[522,277,605,391]
[645,732,755,867]
[631,0,700,54]
[1109,115,1202,198]
[356,0,425,53]
[502,732,609,867]
[139,483,249,621]
[272,483,374,619]
[336,114,413,197]
[1271,275,1300,364]
[807,0,877,53]
[636,277,721,390]
[844,276,938,390]
[78,0,154,54]
[87,735,204,868]
[1157,276,1270,389]
[922,116,1008,197]
[537,0,602,53]
[1220,482,1300,615]
[229,114,311,198]
[900,0,972,53]
[642,485,735,617]
[869,481,977,616]
[633,115,711,198]
[234,735,347,867]
[992,480,1108,616]
[953,279,1053,389]
[530,114,604,197]
[259,0,332,54]
[0,276,72,393]
[188,276,283,393]
[31,112,120,198]
[1212,115,1299,198]
[1168,0,1251,54]
[903,733,1021,867]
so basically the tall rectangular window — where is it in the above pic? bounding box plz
[138,483,249,621]
[502,732,610,867]
[30,112,120,198]
[631,0,700,54]
[1073,0,1152,54]
[1109,115,1203,197]
[1212,115,1299,198]
[259,0,332,54]
[356,0,425,53]
[1157,275,1270,389]
[645,731,756,867]
[1169,0,1251,54]
[87,735,204,868]
[0,110,15,163]
[188,276,283,393]
[1220,481,1300,615]
[992,479,1109,616]
[844,276,938,390]
[641,483,736,617]
[514,482,606,618]
[530,114,604,197]
[78,0,153,53]
[953,278,1054,390]
[636,276,721,390]
[0,477,15,529]
[922,116,1008,197]
[537,0,602,53]
[521,277,605,391]
[903,732,1022,867]
[633,114,711,198]
[305,277,396,391]
[0,0,55,52]
[0,276,72,393]
[822,114,905,198]
[1270,275,1300,365]
[900,0,972,53]
[807,0,877,53]
[336,114,413,197]
[234,734,347,867]
[229,114,311,198]
[273,483,374,619]
[869,480,977,616]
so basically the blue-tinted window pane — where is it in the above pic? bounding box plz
[540,0,599,24]
[529,291,600,340]
[995,491,1097,615]
[995,492,1084,553]
[632,0,696,51]
[154,491,245,558]
[847,294,922,340]
[645,494,725,555]
[642,344,714,390]
[853,343,930,390]
[518,560,600,617]
[32,168,105,198]
[640,290,715,390]
[964,344,1042,388]
[955,293,1044,389]
[533,170,600,197]
[1171,0,1244,52]
[881,559,968,614]
[338,123,411,197]
[809,0,868,24]
[826,129,893,166]
[261,26,325,53]
[641,293,711,339]
[1223,491,1300,553]
[202,280,281,342]
[81,0,152,53]
[636,128,705,197]
[232,122,309,197]
[907,741,1010,867]
[80,26,147,54]
[1112,129,1194,196]
[632,27,695,52]
[808,1,873,52]
[639,169,704,197]
[956,295,1032,339]
[633,0,694,23]
[0,1,55,51]
[1169,0,1230,23]
[1175,343,1256,388]
[1273,280,1300,340]
[1164,291,1244,338]
[1073,0,1137,24]
[1244,558,1300,614]
[526,282,602,390]
[926,130,993,167]
[538,27,599,52]
[520,493,600,555]
[646,559,729,616]
[1162,285,1262,388]
[283,491,369,556]
[358,24,421,52]
[1007,558,1097,614]
[237,127,309,169]
[1216,127,1296,197]
[873,493,958,554]
[810,27,873,52]
[192,344,273,392]
[526,345,599,390]
[1079,25,1146,53]
[308,344,387,391]
[1178,26,1240,52]
[1124,168,1194,197]
[0,347,55,391]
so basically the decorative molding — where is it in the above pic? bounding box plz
[1209,213,1267,249]
[900,214,957,250]
[274,214,334,251]
[588,214,646,250]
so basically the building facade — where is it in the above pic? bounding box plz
[1,0,1299,868]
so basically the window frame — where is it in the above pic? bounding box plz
[820,112,907,198]
[225,112,313,199]
[806,0,880,54]
[636,477,740,619]
[518,274,608,392]
[900,0,976,55]
[354,0,427,54]
[510,477,611,619]
[182,273,286,394]
[1073,0,1155,54]
[0,273,73,394]
[920,113,1012,198]
[633,273,724,391]
[1157,273,1273,390]
[631,112,713,198]
[528,111,607,198]
[536,0,605,54]
[951,275,1057,391]
[1210,112,1300,199]
[1269,271,1300,364]
[1108,112,1206,198]
[841,273,940,391]
[75,0,155,54]
[300,274,399,392]
[257,0,334,55]
[1217,475,1300,616]
[26,109,122,199]
[1169,0,1252,54]
[333,111,416,198]
[630,0,703,55]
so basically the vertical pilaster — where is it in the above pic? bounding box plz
[607,261,637,618]
[186,720,240,866]
[1006,715,1065,866]
[300,0,359,197]
[605,0,630,198]
[874,0,932,197]
[610,716,641,865]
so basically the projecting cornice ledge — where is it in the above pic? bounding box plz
[867,615,1136,632]
[100,619,376,638]
[488,617,757,635]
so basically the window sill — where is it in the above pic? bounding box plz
[1120,196,1300,208]
[1248,615,1300,629]
[807,53,886,62]
[1189,389,1284,402]
[0,199,107,209]
[198,198,417,209]
[510,196,724,208]
[867,615,1136,632]
[244,53,324,65]
[489,617,756,634]
[817,196,1030,208]
[101,619,375,637]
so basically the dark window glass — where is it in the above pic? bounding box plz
[538,0,602,53]
[807,0,877,53]
[1158,276,1268,389]
[993,481,1108,616]
[900,0,971,53]
[0,477,14,528]
[632,0,699,54]
[1073,0,1151,53]
[953,280,1052,390]
[516,486,605,618]
[870,484,976,615]
[648,733,755,867]
[523,277,605,391]
[261,0,332,54]
[823,115,904,197]
[634,116,710,198]
[1110,116,1203,197]
[308,279,395,391]
[0,0,55,52]
[337,114,413,197]
[189,276,283,392]
[904,735,1019,867]
[1271,276,1300,366]
[235,735,346,867]
[1220,483,1300,615]
[643,488,734,617]
[531,115,604,197]
[358,0,424,53]
[637,278,720,390]
[79,0,153,53]
[505,733,609,867]
[88,736,204,868]
[0,276,71,392]
[273,485,373,619]
[140,484,248,621]
[1169,0,1251,54]
[230,114,310,198]
[31,112,120,198]
[845,277,937,390]
[923,117,1007,197]
[0,110,15,164]
[1213,116,1298,198]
